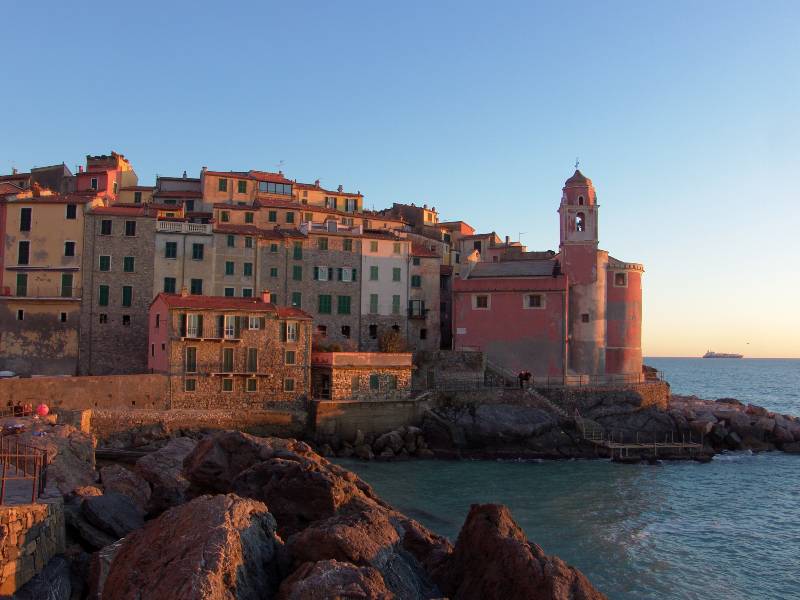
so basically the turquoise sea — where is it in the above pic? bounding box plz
[339,358,800,600]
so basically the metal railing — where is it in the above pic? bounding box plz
[156,221,213,234]
[0,437,49,504]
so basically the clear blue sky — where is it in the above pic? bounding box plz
[3,1,799,357]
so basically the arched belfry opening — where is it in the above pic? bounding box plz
[576,212,585,232]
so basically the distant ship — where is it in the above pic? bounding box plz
[703,350,743,359]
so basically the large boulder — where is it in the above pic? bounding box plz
[277,560,393,600]
[64,504,117,551]
[435,504,606,600]
[12,555,72,600]
[87,538,125,600]
[99,464,151,513]
[134,436,196,514]
[82,492,145,539]
[102,494,285,600]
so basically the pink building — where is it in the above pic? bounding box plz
[453,169,643,379]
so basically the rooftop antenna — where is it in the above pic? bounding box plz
[276,160,285,172]
[518,232,526,243]
[575,157,580,170]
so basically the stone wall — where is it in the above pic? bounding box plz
[0,374,169,410]
[0,499,65,595]
[91,408,304,441]
[535,381,670,412]
[311,395,430,439]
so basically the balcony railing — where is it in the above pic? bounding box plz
[0,286,82,300]
[157,221,213,235]
[0,438,49,505]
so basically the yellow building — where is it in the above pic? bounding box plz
[118,185,155,204]
[0,186,102,375]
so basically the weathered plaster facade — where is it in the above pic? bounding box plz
[310,352,412,401]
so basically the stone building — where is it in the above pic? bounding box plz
[211,225,260,298]
[148,291,312,408]
[79,205,157,375]
[310,352,412,401]
[408,243,441,351]
[152,220,215,296]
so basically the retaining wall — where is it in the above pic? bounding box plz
[312,396,431,439]
[535,381,670,412]
[0,499,65,595]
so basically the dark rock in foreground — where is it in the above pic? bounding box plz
[277,559,393,599]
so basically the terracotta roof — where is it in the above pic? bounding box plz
[565,169,591,186]
[0,182,23,196]
[202,170,249,178]
[411,243,440,258]
[467,260,558,278]
[158,176,200,182]
[254,197,403,224]
[89,205,157,217]
[154,190,203,198]
[459,232,499,241]
[120,186,155,192]
[7,193,93,205]
[0,173,30,182]
[294,181,362,197]
[154,293,311,318]
[213,224,263,236]
[248,170,293,184]
[214,203,257,211]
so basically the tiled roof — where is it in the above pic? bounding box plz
[459,232,499,241]
[248,170,293,184]
[154,190,203,198]
[7,193,94,205]
[214,202,257,211]
[154,293,311,318]
[294,181,362,197]
[0,182,23,196]
[565,169,591,186]
[467,260,558,278]
[213,224,263,236]
[120,186,155,192]
[202,170,249,178]
[89,205,155,217]
[411,243,439,258]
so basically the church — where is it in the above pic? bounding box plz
[452,169,644,380]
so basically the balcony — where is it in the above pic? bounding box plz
[157,221,212,235]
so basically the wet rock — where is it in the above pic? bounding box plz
[724,431,743,450]
[100,464,151,513]
[134,436,196,514]
[355,444,375,460]
[782,441,800,453]
[337,445,355,458]
[277,559,393,600]
[102,494,285,600]
[82,492,145,539]
[435,504,606,600]
[319,443,335,457]
[379,447,396,460]
[374,431,404,454]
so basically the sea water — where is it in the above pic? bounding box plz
[338,358,800,600]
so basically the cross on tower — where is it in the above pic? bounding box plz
[575,157,580,170]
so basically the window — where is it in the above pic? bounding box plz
[285,350,296,365]
[192,244,204,260]
[576,212,585,232]
[304,212,313,222]
[286,212,295,224]
[184,379,196,392]
[337,295,351,315]
[125,221,136,236]
[227,235,235,248]
[20,208,31,232]
[524,294,544,309]
[578,195,584,205]
[473,241,482,252]
[412,257,420,266]
[268,210,277,223]
[99,255,111,271]
[237,180,247,194]
[369,294,378,314]
[122,286,133,307]
[99,313,107,324]
[244,236,253,248]
[63,241,76,257]
[245,212,254,224]
[134,191,142,203]
[342,325,351,338]
[222,347,234,371]
[318,237,328,251]
[164,277,176,293]
[293,242,303,260]
[247,348,258,372]
[258,181,292,195]
[246,378,257,392]
[269,267,278,277]
[284,378,295,392]
[473,294,489,310]
[156,314,160,328]
[98,285,109,306]
[291,292,302,308]
[221,211,230,223]
[343,238,353,252]
[17,309,24,321]
[100,219,112,235]
[218,178,228,192]
[393,242,401,254]
[315,266,329,281]
[392,268,401,282]
[318,294,332,314]
[369,374,380,390]
[614,272,628,287]
[186,313,201,337]
[60,312,68,323]
[581,313,590,323]
[61,274,73,297]
[224,287,235,297]
[242,288,253,297]
[270,243,278,253]
[369,324,378,339]
[121,314,130,326]
[123,256,135,272]
[317,324,327,338]
[292,265,302,281]
[411,275,421,288]
[243,262,253,277]
[222,378,233,392]
[17,241,29,265]
[190,279,203,295]
[286,321,298,342]
[341,268,353,283]
[409,299,425,317]
[186,200,195,212]
[370,266,379,281]
[392,295,401,314]
[90,177,98,190]
[66,204,77,219]
[387,375,397,390]
[248,315,261,329]
[164,242,177,259]
[370,241,378,252]
[420,328,427,340]
[224,315,238,339]
[225,261,235,275]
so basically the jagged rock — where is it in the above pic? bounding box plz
[711,424,729,443]
[374,431,404,454]
[102,494,285,600]
[355,444,375,461]
[337,446,355,458]
[82,492,145,539]
[134,436,196,514]
[746,404,769,417]
[320,443,335,457]
[277,560,393,600]
[725,431,743,450]
[12,555,71,600]
[689,418,715,436]
[353,429,365,447]
[379,447,396,459]
[87,538,125,600]
[782,441,800,453]
[64,504,116,550]
[772,426,795,445]
[100,464,151,513]
[435,504,606,600]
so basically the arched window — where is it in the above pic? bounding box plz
[576,212,585,232]
[578,196,584,205]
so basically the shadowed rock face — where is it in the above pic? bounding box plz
[434,504,606,600]
[277,559,394,600]
[101,493,286,600]
[134,436,196,514]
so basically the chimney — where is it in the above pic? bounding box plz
[314,179,320,187]
[505,235,510,244]
[78,165,84,173]
[182,170,187,178]
[11,167,17,175]
[261,289,272,304]
[201,166,207,174]
[337,185,343,192]
[180,286,189,297]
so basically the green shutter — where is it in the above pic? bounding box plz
[179,313,187,336]
[98,285,109,306]
[352,268,357,281]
